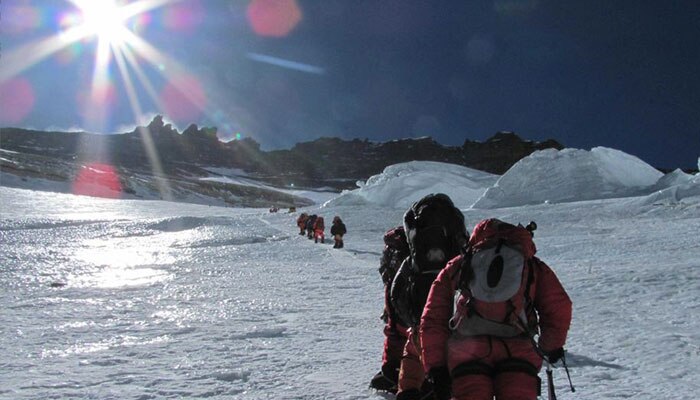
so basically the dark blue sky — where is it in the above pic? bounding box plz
[1,0,698,169]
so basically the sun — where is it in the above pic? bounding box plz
[0,0,204,202]
[74,0,129,43]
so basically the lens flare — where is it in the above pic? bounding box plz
[92,80,118,105]
[128,11,153,34]
[160,74,206,123]
[72,163,122,199]
[0,78,36,124]
[76,80,118,121]
[54,42,85,65]
[163,0,204,31]
[3,5,43,34]
[59,10,82,31]
[247,0,302,37]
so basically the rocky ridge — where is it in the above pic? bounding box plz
[1,116,564,205]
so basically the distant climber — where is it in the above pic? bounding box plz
[297,213,309,235]
[306,214,317,239]
[330,216,347,248]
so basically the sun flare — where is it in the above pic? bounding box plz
[73,0,129,43]
[1,0,200,202]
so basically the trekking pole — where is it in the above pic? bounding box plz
[546,361,557,400]
[561,354,576,393]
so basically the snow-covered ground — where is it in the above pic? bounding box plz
[1,147,699,399]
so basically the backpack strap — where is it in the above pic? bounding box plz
[451,361,494,378]
[455,249,474,291]
[495,238,505,254]
[494,358,540,381]
[523,259,536,306]
[511,258,538,337]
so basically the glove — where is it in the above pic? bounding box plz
[396,388,421,400]
[428,366,452,400]
[546,347,565,364]
[380,308,389,323]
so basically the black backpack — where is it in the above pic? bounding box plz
[306,215,317,230]
[379,226,410,287]
[390,193,468,327]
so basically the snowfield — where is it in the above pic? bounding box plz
[1,147,699,399]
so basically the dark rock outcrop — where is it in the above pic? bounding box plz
[1,116,564,190]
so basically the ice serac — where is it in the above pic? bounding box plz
[652,168,695,190]
[641,167,700,205]
[323,161,498,210]
[471,147,663,209]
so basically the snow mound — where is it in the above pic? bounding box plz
[472,147,663,209]
[323,161,498,210]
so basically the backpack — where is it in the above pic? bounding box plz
[306,215,317,230]
[390,193,468,327]
[378,226,409,286]
[314,216,325,231]
[331,217,347,236]
[449,219,538,338]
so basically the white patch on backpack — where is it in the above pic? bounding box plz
[469,245,524,302]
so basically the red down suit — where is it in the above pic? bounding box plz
[419,231,571,399]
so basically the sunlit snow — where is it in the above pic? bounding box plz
[1,147,699,399]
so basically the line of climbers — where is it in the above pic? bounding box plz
[296,213,347,249]
[370,193,573,400]
[269,206,297,213]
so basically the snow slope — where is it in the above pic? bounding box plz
[324,161,498,210]
[0,149,317,208]
[1,148,700,400]
[472,147,663,208]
